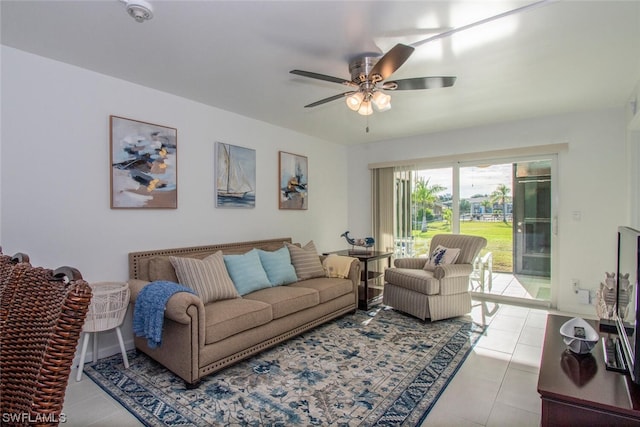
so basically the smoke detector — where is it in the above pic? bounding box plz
[123,0,153,23]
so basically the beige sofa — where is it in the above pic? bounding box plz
[128,237,360,387]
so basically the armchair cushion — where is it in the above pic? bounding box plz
[384,268,440,295]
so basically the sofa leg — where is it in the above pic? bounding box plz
[185,380,200,389]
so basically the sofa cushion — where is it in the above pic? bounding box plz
[290,277,353,304]
[424,245,461,271]
[257,247,298,286]
[286,241,325,280]
[204,298,273,344]
[169,252,239,303]
[384,268,440,295]
[148,256,179,283]
[223,249,272,295]
[243,286,319,319]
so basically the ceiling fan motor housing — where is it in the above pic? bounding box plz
[349,56,381,84]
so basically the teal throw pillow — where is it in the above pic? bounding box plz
[257,247,298,286]
[223,249,272,295]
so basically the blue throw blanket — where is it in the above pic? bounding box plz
[133,281,195,349]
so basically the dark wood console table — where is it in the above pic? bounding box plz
[537,314,640,426]
[324,250,392,310]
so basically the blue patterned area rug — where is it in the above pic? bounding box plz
[84,307,484,426]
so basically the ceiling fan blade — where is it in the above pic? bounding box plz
[369,43,415,81]
[410,0,554,48]
[290,70,355,86]
[384,76,456,91]
[304,92,356,108]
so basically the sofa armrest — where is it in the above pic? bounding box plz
[128,279,205,325]
[433,263,473,280]
[394,258,427,269]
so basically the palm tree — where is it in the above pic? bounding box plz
[481,199,493,217]
[413,178,446,231]
[491,184,511,223]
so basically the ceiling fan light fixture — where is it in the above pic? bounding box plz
[346,92,364,111]
[357,100,373,116]
[372,91,391,111]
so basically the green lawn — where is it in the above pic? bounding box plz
[410,220,513,272]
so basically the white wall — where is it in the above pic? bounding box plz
[346,108,630,317]
[1,46,350,358]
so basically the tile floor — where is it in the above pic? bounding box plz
[471,272,552,306]
[63,301,552,426]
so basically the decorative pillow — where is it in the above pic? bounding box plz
[286,241,325,280]
[424,245,461,271]
[257,247,298,286]
[169,252,239,303]
[223,249,272,295]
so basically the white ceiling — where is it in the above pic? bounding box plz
[2,0,640,145]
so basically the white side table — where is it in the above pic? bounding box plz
[76,281,130,381]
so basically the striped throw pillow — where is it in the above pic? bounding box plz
[169,251,239,303]
[286,241,325,280]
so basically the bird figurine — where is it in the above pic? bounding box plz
[341,231,375,249]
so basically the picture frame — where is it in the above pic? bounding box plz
[279,151,308,210]
[110,116,177,209]
[215,142,256,208]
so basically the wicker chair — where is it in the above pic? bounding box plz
[383,234,487,321]
[0,262,92,425]
[0,249,30,290]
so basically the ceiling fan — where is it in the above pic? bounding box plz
[290,0,554,116]
[290,43,455,116]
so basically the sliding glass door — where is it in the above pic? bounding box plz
[393,156,554,304]
[459,163,513,273]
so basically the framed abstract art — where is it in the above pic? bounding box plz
[279,151,308,210]
[110,116,177,209]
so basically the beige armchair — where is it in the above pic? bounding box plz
[383,234,487,321]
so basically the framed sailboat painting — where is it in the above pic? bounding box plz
[215,142,256,208]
